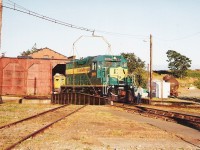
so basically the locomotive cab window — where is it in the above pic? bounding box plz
[113,62,120,67]
[98,61,103,68]
[92,62,97,70]
[122,62,127,67]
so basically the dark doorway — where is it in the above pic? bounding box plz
[52,64,66,76]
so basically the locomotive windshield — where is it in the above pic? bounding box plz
[103,61,126,68]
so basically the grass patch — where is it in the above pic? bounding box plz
[187,70,200,78]
[110,129,124,136]
[194,79,200,89]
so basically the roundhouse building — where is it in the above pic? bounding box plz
[0,48,71,96]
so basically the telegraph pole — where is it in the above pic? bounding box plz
[149,34,153,103]
[0,0,2,103]
[0,0,2,48]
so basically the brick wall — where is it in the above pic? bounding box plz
[29,47,67,59]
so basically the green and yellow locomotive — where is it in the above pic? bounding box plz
[57,55,134,101]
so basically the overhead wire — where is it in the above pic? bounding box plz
[3,0,199,42]
[3,0,95,33]
[95,30,148,39]
[2,0,149,39]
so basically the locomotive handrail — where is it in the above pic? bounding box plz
[72,35,112,55]
[71,35,112,94]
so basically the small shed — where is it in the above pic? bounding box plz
[148,80,170,98]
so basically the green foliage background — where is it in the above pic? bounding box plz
[187,70,200,78]
[194,79,200,89]
[166,50,192,78]
[121,52,147,88]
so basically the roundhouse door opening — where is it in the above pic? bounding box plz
[52,64,66,92]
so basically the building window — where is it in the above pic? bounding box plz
[43,55,49,58]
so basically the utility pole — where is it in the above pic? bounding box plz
[0,0,2,48]
[149,34,153,103]
[0,0,2,103]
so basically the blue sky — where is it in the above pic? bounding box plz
[1,0,200,70]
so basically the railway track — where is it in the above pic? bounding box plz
[113,103,200,131]
[0,104,69,129]
[0,105,86,150]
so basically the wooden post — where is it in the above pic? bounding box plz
[149,34,153,103]
[0,0,3,104]
[0,0,2,50]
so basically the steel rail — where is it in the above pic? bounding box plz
[113,104,200,130]
[135,105,200,123]
[0,104,69,129]
[5,105,86,150]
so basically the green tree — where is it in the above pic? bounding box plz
[166,50,192,78]
[121,52,147,87]
[20,43,39,56]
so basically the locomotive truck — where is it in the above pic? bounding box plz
[54,55,135,102]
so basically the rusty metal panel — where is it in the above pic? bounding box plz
[0,57,66,96]
[2,60,25,95]
[0,58,3,96]
[27,61,51,95]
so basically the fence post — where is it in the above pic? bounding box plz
[84,94,85,105]
[67,93,69,104]
[99,97,101,105]
[78,93,81,105]
[51,93,54,104]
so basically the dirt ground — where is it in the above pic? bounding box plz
[1,90,200,150]
[6,105,197,150]
[178,87,200,97]
[0,102,60,126]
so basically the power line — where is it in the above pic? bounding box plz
[3,0,200,42]
[95,30,148,39]
[3,0,149,39]
[3,0,95,33]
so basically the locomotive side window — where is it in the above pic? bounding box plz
[98,61,103,68]
[122,62,127,67]
[113,62,120,67]
[105,61,112,67]
[92,62,97,70]
[66,63,73,69]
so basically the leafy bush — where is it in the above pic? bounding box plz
[194,79,200,89]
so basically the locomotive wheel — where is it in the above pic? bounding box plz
[108,88,118,101]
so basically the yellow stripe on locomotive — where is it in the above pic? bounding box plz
[66,66,90,75]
